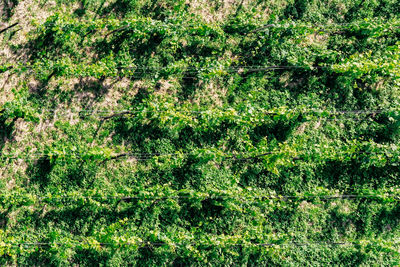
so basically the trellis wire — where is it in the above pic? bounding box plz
[0,240,389,248]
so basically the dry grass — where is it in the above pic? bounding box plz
[188,0,238,23]
[0,0,57,105]
[187,0,288,24]
[192,80,227,107]
[302,33,329,47]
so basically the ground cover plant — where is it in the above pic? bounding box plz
[0,0,400,265]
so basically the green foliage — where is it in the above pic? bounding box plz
[1,0,400,265]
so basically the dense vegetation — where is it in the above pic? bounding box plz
[0,0,400,265]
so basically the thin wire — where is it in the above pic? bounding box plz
[3,63,398,82]
[30,194,399,200]
[0,149,397,160]
[5,20,396,29]
[10,108,399,126]
[1,21,355,27]
[3,64,327,72]
[8,108,398,115]
[250,23,400,33]
[0,240,388,247]
[35,109,391,113]
[119,65,324,70]
[0,192,398,211]
[0,65,332,81]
